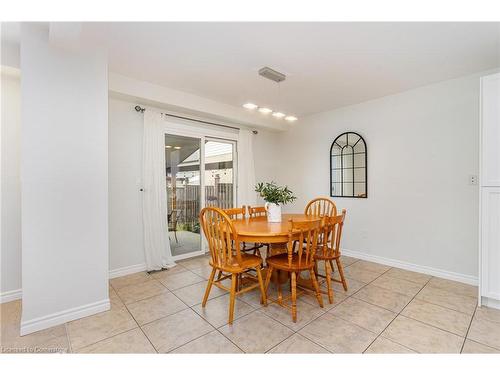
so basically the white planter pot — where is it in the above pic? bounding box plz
[265,202,282,223]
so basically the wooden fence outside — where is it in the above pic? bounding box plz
[167,183,234,229]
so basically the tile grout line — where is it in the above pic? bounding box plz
[73,294,144,351]
[215,299,298,353]
[460,304,478,353]
[111,283,159,353]
[154,264,247,353]
[407,296,476,316]
[124,273,233,353]
[399,307,473,339]
[463,338,500,352]
[52,257,484,354]
[169,306,247,353]
[276,262,395,352]
[362,272,435,353]
[64,322,73,353]
[348,266,478,329]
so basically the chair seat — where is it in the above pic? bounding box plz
[211,253,262,273]
[267,253,314,271]
[314,247,341,260]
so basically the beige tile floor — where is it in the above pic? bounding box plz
[2,254,500,354]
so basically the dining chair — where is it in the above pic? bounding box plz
[247,205,267,217]
[314,209,348,303]
[304,197,337,217]
[223,206,246,219]
[264,218,324,322]
[200,206,267,324]
[246,206,270,258]
[223,206,263,256]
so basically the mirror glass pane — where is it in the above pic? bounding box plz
[330,132,367,198]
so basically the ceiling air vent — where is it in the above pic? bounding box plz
[258,67,286,83]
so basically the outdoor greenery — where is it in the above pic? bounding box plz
[255,181,297,205]
[177,222,200,233]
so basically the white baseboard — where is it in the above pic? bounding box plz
[1,264,148,305]
[343,249,478,286]
[108,263,147,279]
[20,299,110,336]
[0,288,22,304]
[481,297,500,310]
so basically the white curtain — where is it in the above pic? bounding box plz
[237,129,257,207]
[142,110,176,271]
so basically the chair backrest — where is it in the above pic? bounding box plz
[223,206,246,219]
[304,197,337,217]
[248,206,267,218]
[286,218,322,268]
[200,206,242,268]
[318,209,346,258]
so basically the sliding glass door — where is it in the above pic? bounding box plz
[165,133,237,260]
[165,134,202,258]
[204,139,236,210]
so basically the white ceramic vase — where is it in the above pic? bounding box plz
[264,202,282,223]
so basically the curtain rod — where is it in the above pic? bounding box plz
[134,105,258,134]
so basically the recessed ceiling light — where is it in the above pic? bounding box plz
[242,103,258,110]
[285,116,298,122]
[174,146,182,150]
[165,145,172,148]
[258,107,272,114]
[272,112,285,118]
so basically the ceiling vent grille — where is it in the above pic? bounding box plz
[258,67,286,83]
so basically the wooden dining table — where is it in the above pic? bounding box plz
[231,213,318,244]
[231,213,320,288]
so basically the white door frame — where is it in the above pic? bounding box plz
[161,118,238,261]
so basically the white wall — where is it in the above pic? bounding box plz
[108,98,145,272]
[1,69,22,299]
[20,24,109,334]
[276,73,485,281]
[108,97,281,271]
[1,63,488,305]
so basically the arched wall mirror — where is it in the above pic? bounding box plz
[330,132,367,198]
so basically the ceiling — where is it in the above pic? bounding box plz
[3,22,500,116]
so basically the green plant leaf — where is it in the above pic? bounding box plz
[255,181,297,205]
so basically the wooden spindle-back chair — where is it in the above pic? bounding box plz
[304,197,337,217]
[247,206,267,218]
[200,206,267,324]
[314,209,347,303]
[223,206,246,219]
[223,206,264,256]
[264,218,324,322]
[246,205,269,257]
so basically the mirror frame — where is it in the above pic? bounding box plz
[329,131,368,198]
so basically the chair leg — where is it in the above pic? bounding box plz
[324,260,334,304]
[309,269,324,308]
[255,265,267,306]
[202,267,216,307]
[228,273,237,324]
[276,270,283,304]
[335,258,349,291]
[216,270,223,281]
[264,265,273,293]
[236,274,241,292]
[291,272,297,323]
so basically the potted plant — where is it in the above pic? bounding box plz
[255,182,296,223]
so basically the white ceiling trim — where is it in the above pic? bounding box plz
[108,72,290,132]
